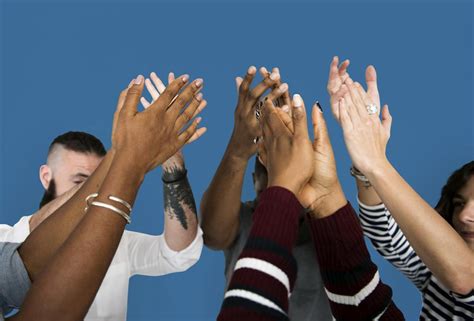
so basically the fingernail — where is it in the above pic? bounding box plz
[134,75,144,85]
[248,66,256,74]
[270,72,279,81]
[196,117,202,124]
[316,101,323,113]
[282,105,290,113]
[279,83,288,92]
[182,74,189,82]
[293,94,303,108]
[128,79,135,88]
[151,72,157,78]
[195,93,203,101]
[195,78,203,87]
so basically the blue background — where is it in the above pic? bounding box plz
[1,0,472,320]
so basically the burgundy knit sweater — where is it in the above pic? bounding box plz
[217,186,405,321]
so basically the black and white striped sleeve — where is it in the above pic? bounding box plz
[357,199,431,290]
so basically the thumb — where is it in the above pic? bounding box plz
[381,104,392,136]
[365,65,380,108]
[122,75,145,116]
[292,94,309,139]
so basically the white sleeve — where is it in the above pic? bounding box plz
[127,227,203,277]
[0,216,31,243]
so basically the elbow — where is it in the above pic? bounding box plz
[202,232,233,251]
[449,278,474,296]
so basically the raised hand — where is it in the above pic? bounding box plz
[259,94,314,197]
[113,74,205,174]
[229,66,282,160]
[327,56,350,119]
[338,82,392,175]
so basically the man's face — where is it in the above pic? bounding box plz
[451,176,474,252]
[41,148,103,199]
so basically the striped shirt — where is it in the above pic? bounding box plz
[217,187,404,320]
[358,200,474,320]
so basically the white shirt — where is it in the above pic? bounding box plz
[0,216,204,321]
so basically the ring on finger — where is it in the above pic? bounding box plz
[366,103,378,115]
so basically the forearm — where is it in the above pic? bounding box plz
[18,150,115,281]
[200,142,249,249]
[308,202,404,321]
[218,187,299,321]
[355,178,382,206]
[15,155,143,321]
[162,159,199,251]
[367,160,474,293]
[29,183,81,232]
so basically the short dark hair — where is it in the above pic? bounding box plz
[48,131,106,157]
[435,161,474,225]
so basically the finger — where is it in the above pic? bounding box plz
[264,83,289,104]
[167,78,204,118]
[140,97,151,109]
[259,66,269,78]
[276,105,294,133]
[235,77,243,92]
[257,140,267,167]
[338,59,350,76]
[365,65,381,110]
[186,126,207,144]
[292,94,309,139]
[150,72,167,94]
[339,97,354,131]
[355,82,377,117]
[247,71,280,106]
[191,99,207,119]
[342,90,359,123]
[239,66,257,100]
[381,104,392,135]
[112,88,129,134]
[178,117,202,145]
[175,93,204,130]
[122,75,144,116]
[312,102,329,143]
[168,72,175,85]
[328,56,340,82]
[145,78,160,101]
[150,74,190,112]
[348,82,367,118]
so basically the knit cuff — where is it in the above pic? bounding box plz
[251,186,302,251]
[307,202,370,270]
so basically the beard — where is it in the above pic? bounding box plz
[39,178,57,209]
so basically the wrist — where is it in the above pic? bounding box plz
[227,132,255,161]
[309,183,347,219]
[113,152,146,184]
[363,159,393,183]
[267,179,301,198]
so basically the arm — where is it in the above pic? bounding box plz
[219,90,314,321]
[28,183,81,232]
[336,78,474,294]
[11,73,205,320]
[140,72,204,251]
[217,187,299,321]
[308,202,404,321]
[18,151,115,281]
[200,67,284,249]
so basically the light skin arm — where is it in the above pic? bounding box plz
[200,66,286,250]
[11,73,206,320]
[327,57,383,206]
[141,72,205,250]
[337,80,474,294]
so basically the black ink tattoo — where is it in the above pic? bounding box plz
[162,166,197,230]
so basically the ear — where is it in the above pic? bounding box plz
[39,165,52,190]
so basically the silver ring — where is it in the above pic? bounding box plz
[255,101,263,120]
[253,137,259,144]
[366,103,378,115]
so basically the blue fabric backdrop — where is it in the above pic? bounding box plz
[1,0,472,320]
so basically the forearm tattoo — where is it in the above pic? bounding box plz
[162,167,197,230]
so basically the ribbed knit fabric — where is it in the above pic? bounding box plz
[308,202,405,321]
[218,187,300,321]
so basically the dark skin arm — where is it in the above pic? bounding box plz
[11,74,205,320]
[200,67,287,249]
